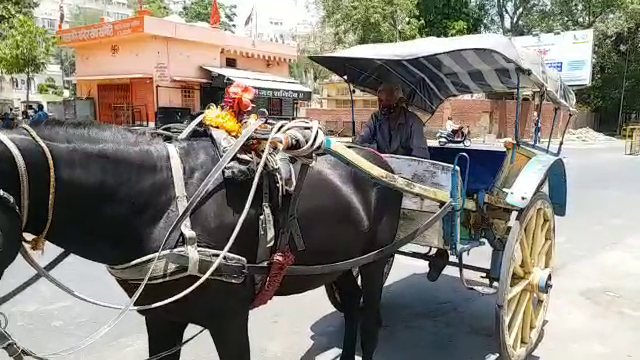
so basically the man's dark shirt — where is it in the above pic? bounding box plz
[355,107,430,158]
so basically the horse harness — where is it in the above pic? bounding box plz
[107,128,312,306]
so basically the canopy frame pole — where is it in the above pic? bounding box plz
[547,107,559,153]
[533,90,545,146]
[347,82,356,138]
[512,71,521,164]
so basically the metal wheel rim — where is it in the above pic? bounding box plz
[463,138,471,147]
[497,193,555,360]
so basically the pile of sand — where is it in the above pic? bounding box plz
[564,128,616,142]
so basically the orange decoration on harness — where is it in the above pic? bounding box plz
[203,82,256,137]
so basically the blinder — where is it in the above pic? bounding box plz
[0,190,19,219]
[0,190,20,253]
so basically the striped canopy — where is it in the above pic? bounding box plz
[309,33,576,114]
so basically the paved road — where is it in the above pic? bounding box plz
[0,141,638,359]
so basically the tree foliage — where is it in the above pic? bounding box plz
[290,22,336,94]
[180,0,237,32]
[416,0,492,37]
[0,0,37,29]
[0,16,55,102]
[146,0,171,18]
[69,6,103,26]
[318,0,422,47]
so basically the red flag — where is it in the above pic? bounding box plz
[210,0,221,27]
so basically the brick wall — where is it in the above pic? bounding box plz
[306,99,571,140]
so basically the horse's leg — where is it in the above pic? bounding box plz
[145,314,188,360]
[334,270,362,360]
[359,259,387,360]
[207,310,250,360]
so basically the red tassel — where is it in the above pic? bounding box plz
[251,251,295,309]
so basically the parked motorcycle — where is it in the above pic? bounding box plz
[436,126,471,147]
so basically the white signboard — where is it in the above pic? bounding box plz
[512,29,594,87]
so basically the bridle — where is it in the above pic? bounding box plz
[0,125,56,252]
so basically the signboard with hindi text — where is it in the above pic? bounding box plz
[512,29,594,87]
[58,17,145,45]
[255,87,311,101]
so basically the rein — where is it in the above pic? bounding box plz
[0,126,56,251]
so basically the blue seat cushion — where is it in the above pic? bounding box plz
[427,147,506,195]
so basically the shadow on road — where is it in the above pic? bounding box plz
[0,250,71,306]
[301,273,541,360]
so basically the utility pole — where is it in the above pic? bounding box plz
[617,41,632,135]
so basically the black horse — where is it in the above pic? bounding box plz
[0,124,402,360]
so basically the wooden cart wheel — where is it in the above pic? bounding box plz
[324,255,395,313]
[496,192,555,360]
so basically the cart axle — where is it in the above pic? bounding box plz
[396,250,495,278]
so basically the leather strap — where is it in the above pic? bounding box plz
[277,163,310,252]
[165,143,199,276]
[248,201,453,276]
[0,133,29,228]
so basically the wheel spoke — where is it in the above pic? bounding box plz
[507,291,520,324]
[535,294,548,320]
[508,279,529,300]
[522,297,533,344]
[519,233,533,272]
[531,209,545,265]
[509,292,530,346]
[513,265,525,278]
[513,323,522,350]
[537,240,552,268]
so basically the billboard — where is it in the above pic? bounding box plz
[512,29,594,87]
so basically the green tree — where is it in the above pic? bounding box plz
[0,0,37,28]
[146,0,170,18]
[547,0,625,30]
[290,21,336,94]
[488,0,551,36]
[416,0,492,37]
[0,16,55,104]
[180,0,237,32]
[69,6,103,26]
[531,0,637,132]
[318,0,422,47]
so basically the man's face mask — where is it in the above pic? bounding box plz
[378,88,398,115]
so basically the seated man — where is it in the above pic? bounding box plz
[445,116,462,139]
[29,104,49,127]
[355,83,430,159]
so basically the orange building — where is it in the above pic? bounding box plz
[58,13,310,126]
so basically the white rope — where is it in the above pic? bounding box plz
[275,119,326,158]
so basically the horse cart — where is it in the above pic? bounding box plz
[308,33,576,360]
[0,34,574,360]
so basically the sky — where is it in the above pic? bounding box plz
[225,0,319,31]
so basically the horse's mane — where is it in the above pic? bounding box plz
[10,120,165,147]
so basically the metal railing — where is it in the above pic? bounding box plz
[624,125,640,156]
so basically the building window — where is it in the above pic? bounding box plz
[181,88,197,112]
[362,99,378,108]
[335,99,351,108]
[336,87,350,96]
[268,98,282,117]
[225,58,237,68]
[40,18,57,30]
